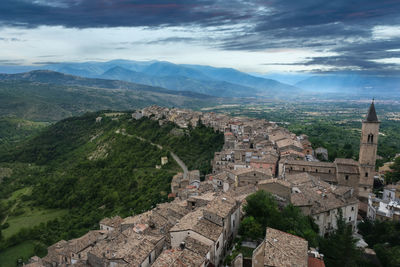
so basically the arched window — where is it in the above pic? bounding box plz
[367,134,374,143]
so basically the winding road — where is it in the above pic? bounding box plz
[117,129,188,178]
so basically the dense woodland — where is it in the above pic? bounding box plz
[0,112,224,266]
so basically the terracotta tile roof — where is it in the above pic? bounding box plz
[184,236,212,257]
[263,228,308,267]
[99,216,123,228]
[89,231,164,266]
[308,256,326,267]
[152,248,205,267]
[170,209,223,242]
[285,160,335,168]
[204,194,238,219]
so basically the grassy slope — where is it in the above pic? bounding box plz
[0,241,35,267]
[0,112,224,266]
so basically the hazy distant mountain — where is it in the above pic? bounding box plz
[0,70,222,121]
[183,64,299,94]
[295,73,400,97]
[15,60,300,97]
[250,72,314,85]
[101,66,257,97]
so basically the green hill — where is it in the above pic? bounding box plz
[0,71,222,122]
[0,112,224,266]
[0,118,48,151]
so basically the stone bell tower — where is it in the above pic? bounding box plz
[358,100,380,199]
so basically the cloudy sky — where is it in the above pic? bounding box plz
[0,0,400,74]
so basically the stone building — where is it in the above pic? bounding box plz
[258,173,359,236]
[281,100,380,200]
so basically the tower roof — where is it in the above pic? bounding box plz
[365,100,379,122]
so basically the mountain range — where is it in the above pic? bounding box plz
[39,60,299,98]
[0,70,225,121]
[0,60,399,105]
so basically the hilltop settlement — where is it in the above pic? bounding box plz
[25,101,399,267]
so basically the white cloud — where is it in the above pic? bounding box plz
[0,25,338,73]
[371,57,400,64]
[372,25,400,40]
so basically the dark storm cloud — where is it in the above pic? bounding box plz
[1,0,400,72]
[0,0,251,28]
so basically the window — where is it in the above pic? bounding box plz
[351,207,354,211]
[149,254,152,263]
[365,172,368,177]
[316,169,318,173]
[303,168,305,172]
[368,134,374,143]
[345,175,349,180]
[216,242,220,249]
[329,170,331,174]
[349,217,351,222]
[254,173,256,176]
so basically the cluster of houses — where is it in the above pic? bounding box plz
[26,101,394,266]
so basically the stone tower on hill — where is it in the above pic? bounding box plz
[358,100,380,199]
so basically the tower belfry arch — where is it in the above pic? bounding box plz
[358,99,380,199]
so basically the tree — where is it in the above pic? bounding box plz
[319,211,362,267]
[243,191,280,228]
[239,216,263,240]
[385,157,400,184]
[242,191,319,246]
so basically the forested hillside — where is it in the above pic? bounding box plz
[0,112,224,266]
[0,72,221,122]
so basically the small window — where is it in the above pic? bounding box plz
[364,187,367,190]
[351,207,354,211]
[345,175,349,180]
[216,242,220,249]
[349,217,351,222]
[149,254,152,263]
[365,172,368,177]
[303,168,305,172]
[329,170,331,173]
[316,169,318,173]
[254,173,256,176]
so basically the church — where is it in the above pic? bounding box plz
[281,100,380,201]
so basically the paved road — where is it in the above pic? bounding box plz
[170,152,188,179]
[118,130,188,178]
